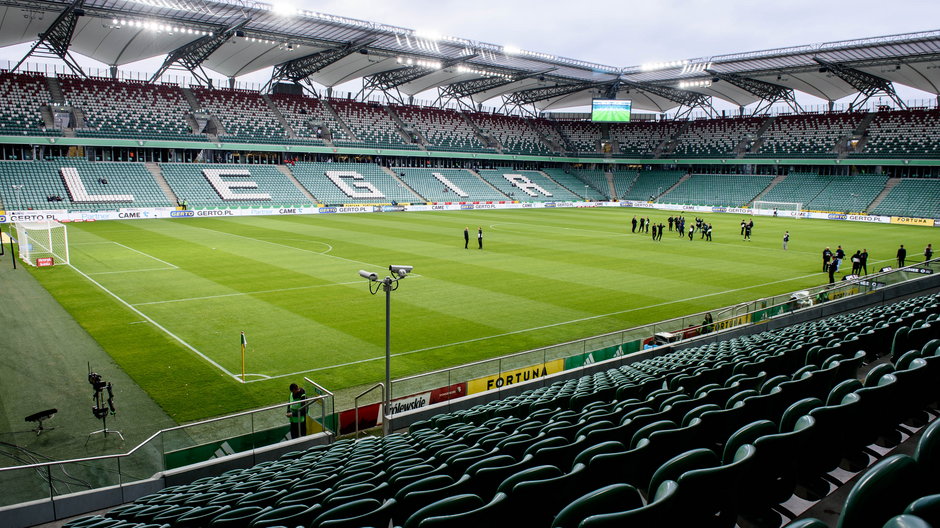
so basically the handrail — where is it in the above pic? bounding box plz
[304,376,334,440]
[354,383,385,438]
[394,259,935,384]
[0,393,333,473]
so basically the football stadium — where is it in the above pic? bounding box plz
[0,0,939,526]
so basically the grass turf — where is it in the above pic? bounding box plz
[24,208,938,422]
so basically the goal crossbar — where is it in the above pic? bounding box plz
[752,201,803,213]
[14,220,70,266]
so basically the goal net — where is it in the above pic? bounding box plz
[14,220,70,266]
[752,201,802,215]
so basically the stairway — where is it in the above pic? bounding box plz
[382,166,424,202]
[144,162,178,204]
[460,113,498,151]
[262,94,297,139]
[836,112,878,158]
[605,172,616,200]
[528,122,561,154]
[738,116,777,158]
[654,121,692,158]
[180,88,202,112]
[71,107,86,129]
[384,106,426,150]
[467,168,510,199]
[751,174,788,204]
[537,170,581,199]
[548,120,576,154]
[866,177,901,212]
[620,171,641,199]
[657,173,691,201]
[45,77,65,104]
[321,99,358,141]
[39,106,56,130]
[277,165,319,204]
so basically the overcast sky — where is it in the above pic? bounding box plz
[2,0,939,109]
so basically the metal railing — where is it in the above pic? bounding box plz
[354,383,385,438]
[0,388,334,508]
[390,259,940,402]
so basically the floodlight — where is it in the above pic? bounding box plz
[415,29,443,41]
[503,45,522,55]
[270,0,296,17]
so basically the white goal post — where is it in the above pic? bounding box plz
[14,220,70,266]
[752,201,803,215]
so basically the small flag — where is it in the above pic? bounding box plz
[240,331,247,382]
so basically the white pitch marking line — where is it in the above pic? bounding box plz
[132,279,369,306]
[89,267,178,276]
[68,263,242,381]
[112,242,179,269]
[253,261,893,383]
[187,225,422,277]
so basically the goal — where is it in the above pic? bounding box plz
[14,220,70,266]
[752,201,802,215]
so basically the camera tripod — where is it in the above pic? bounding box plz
[86,369,123,445]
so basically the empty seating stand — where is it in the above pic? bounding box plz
[192,88,290,144]
[621,170,685,201]
[0,159,172,210]
[856,109,940,158]
[394,168,507,202]
[660,173,773,207]
[672,117,763,157]
[290,162,420,204]
[59,76,205,141]
[269,93,347,144]
[159,163,310,208]
[0,70,59,137]
[754,113,862,158]
[62,291,940,528]
[553,121,602,155]
[330,99,419,150]
[395,106,492,153]
[871,178,940,218]
[541,169,606,201]
[476,169,579,201]
[609,121,683,158]
[468,113,554,155]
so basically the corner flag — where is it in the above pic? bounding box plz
[240,331,247,382]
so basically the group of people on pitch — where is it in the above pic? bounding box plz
[821,243,934,284]
[631,215,714,241]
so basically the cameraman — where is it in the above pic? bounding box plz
[286,383,307,439]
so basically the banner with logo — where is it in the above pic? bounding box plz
[890,216,934,227]
[336,382,467,435]
[466,359,565,395]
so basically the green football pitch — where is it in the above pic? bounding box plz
[22,208,937,421]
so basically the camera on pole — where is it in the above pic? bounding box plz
[86,364,123,443]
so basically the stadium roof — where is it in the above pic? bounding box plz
[2,0,939,113]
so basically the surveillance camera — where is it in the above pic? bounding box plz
[359,270,378,281]
[389,265,413,277]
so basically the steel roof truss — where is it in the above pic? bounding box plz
[13,0,87,77]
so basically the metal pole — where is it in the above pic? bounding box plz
[384,278,391,436]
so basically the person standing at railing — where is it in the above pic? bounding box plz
[926,244,934,262]
[287,383,307,439]
[897,245,907,267]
